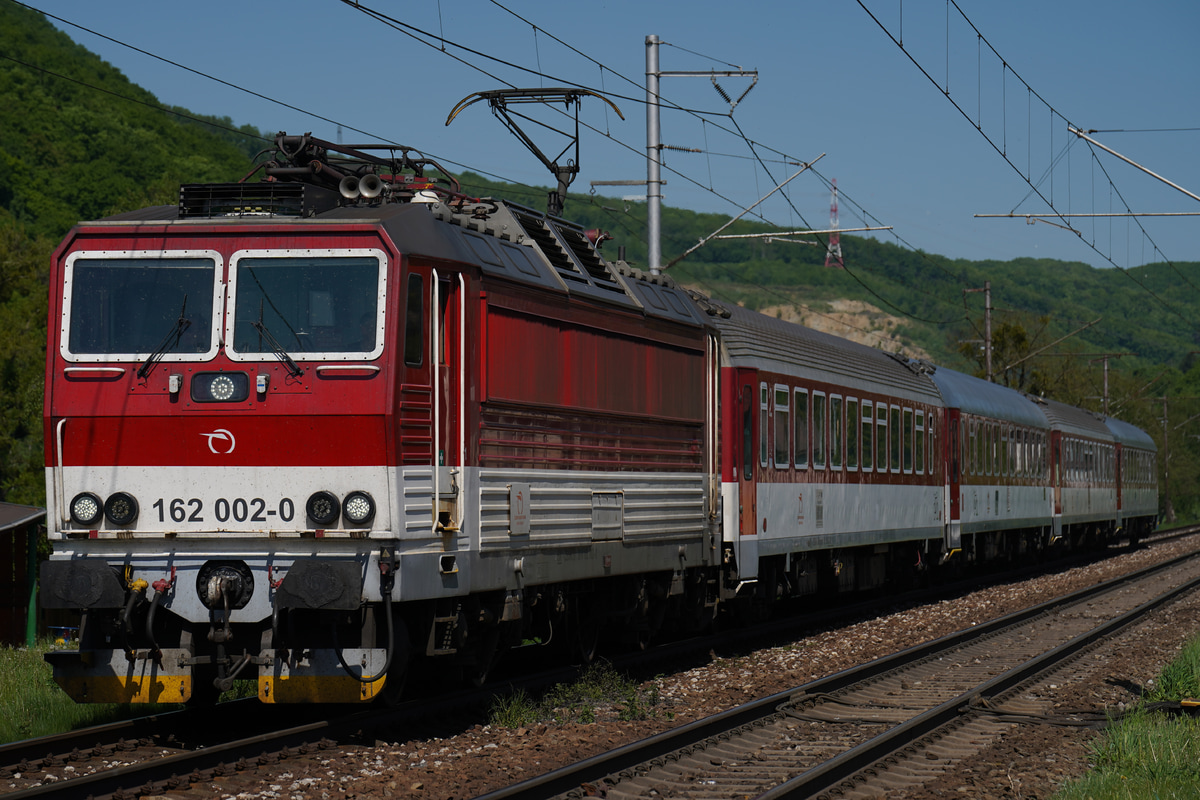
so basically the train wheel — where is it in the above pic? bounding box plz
[574,623,601,665]
[465,626,502,688]
[568,598,603,665]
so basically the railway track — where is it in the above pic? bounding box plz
[5,531,1196,799]
[473,548,1200,800]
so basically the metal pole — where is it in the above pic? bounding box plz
[1163,395,1175,523]
[26,523,38,647]
[984,281,993,383]
[646,34,662,275]
[1103,358,1110,416]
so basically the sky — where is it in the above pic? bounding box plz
[24,0,1200,272]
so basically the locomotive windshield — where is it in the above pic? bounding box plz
[228,252,384,360]
[63,255,218,359]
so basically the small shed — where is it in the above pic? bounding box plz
[0,503,44,647]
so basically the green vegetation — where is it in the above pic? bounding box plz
[1,2,1199,522]
[1053,635,1200,799]
[487,662,664,728]
[0,642,173,743]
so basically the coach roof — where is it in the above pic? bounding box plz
[928,367,1049,428]
[708,302,942,405]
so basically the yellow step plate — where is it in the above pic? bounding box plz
[259,673,386,703]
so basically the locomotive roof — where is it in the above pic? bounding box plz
[1103,415,1157,452]
[707,302,943,405]
[90,189,704,329]
[1029,395,1114,441]
[927,367,1049,428]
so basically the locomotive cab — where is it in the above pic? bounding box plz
[42,226,405,702]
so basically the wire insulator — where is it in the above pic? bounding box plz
[712,77,732,104]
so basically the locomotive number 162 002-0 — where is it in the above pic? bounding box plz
[151,497,297,524]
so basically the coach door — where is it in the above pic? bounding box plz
[432,269,465,534]
[1113,443,1124,525]
[735,372,760,581]
[1051,431,1063,541]
[946,409,962,551]
[396,266,464,535]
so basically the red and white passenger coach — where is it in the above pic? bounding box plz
[39,134,1158,704]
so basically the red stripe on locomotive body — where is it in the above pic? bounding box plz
[54,414,387,468]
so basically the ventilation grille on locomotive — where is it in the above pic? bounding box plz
[179,183,341,219]
[509,208,626,297]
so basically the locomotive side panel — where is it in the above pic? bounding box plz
[468,284,710,583]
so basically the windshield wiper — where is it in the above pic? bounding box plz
[137,296,191,380]
[251,304,303,378]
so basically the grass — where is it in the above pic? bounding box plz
[488,661,664,729]
[0,641,182,744]
[1052,635,1200,799]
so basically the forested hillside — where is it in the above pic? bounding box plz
[1,2,1198,518]
[0,2,263,504]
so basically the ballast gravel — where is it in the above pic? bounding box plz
[166,534,1200,800]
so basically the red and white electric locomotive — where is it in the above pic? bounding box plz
[41,134,720,703]
[40,133,1158,705]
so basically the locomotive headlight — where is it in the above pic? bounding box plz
[69,492,103,527]
[191,372,250,403]
[209,375,236,401]
[103,492,139,526]
[306,491,340,526]
[342,491,376,526]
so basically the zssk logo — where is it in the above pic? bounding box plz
[201,429,236,454]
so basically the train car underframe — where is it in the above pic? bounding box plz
[40,519,1149,706]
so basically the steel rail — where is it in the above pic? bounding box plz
[473,548,1200,800]
[2,714,347,800]
[759,568,1200,798]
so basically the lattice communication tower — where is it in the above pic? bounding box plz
[824,178,844,269]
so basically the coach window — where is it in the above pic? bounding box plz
[1001,427,1010,477]
[998,425,1005,476]
[795,388,809,469]
[994,424,1002,476]
[928,415,936,475]
[970,419,977,475]
[404,273,425,366]
[774,385,790,469]
[1018,428,1024,477]
[861,401,873,471]
[889,405,901,473]
[1016,429,1025,478]
[915,410,925,474]
[813,393,827,469]
[760,383,769,468]
[876,404,888,472]
[830,396,844,469]
[1013,429,1020,478]
[902,408,914,473]
[966,419,975,476]
[847,399,859,470]
[1025,429,1032,478]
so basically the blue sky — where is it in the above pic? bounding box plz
[28,0,1200,270]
